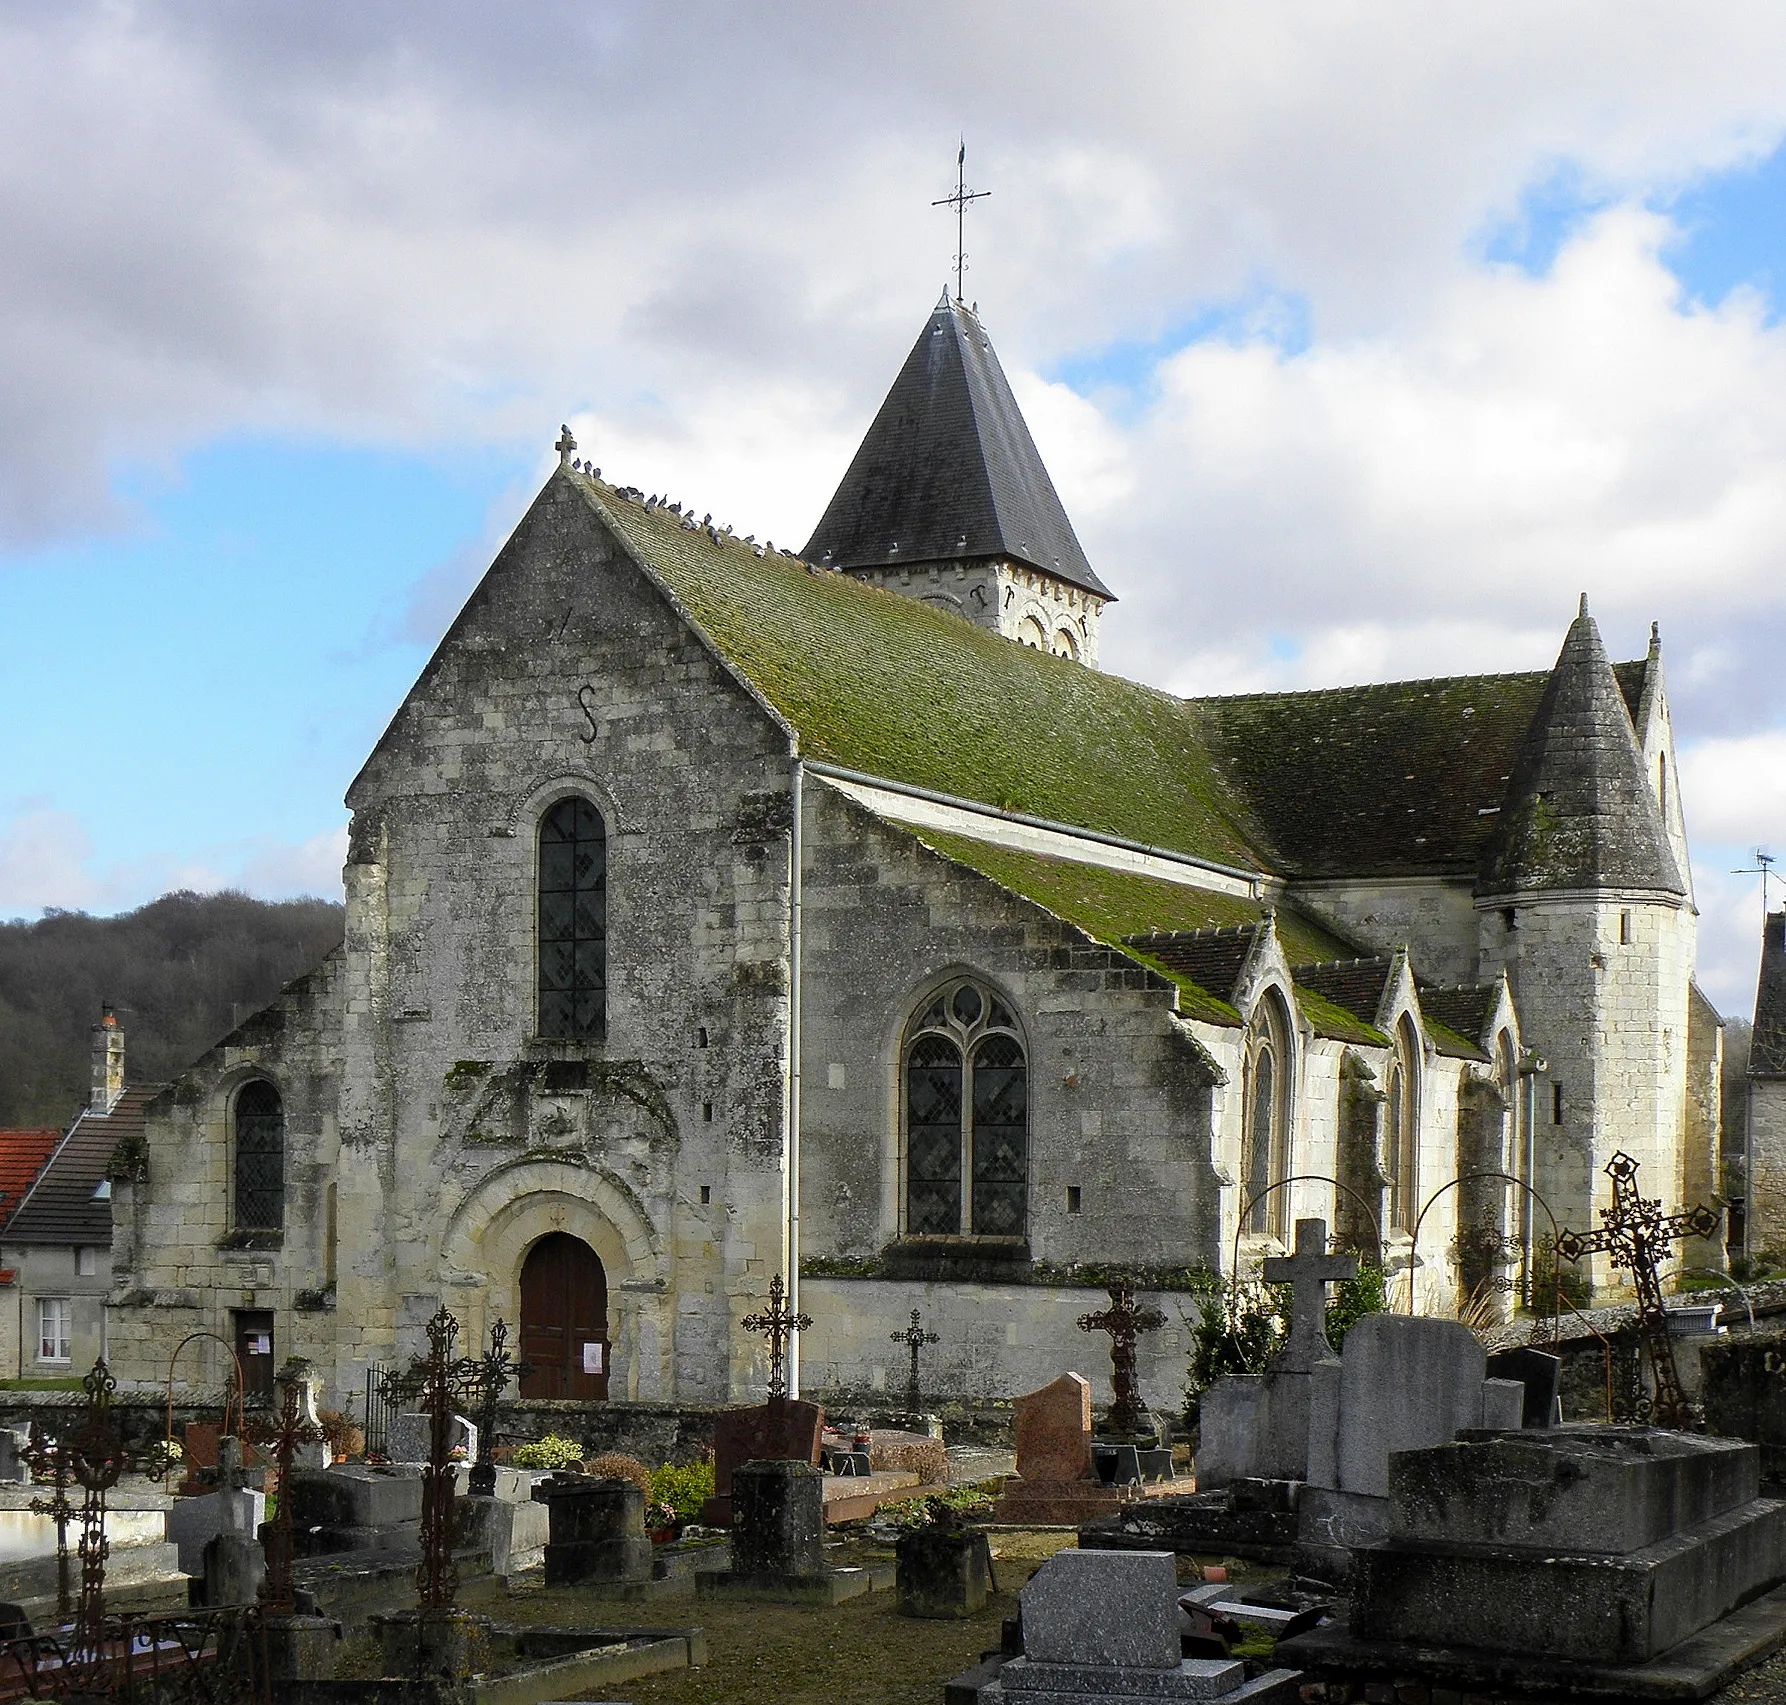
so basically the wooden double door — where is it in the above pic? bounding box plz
[518,1233,610,1400]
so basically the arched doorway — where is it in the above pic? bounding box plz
[518,1232,610,1399]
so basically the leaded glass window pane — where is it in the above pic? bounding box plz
[970,1032,1027,1235]
[539,797,607,1037]
[1244,1046,1274,1232]
[906,1036,962,1234]
[234,1080,284,1231]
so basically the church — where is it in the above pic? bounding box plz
[103,292,1723,1418]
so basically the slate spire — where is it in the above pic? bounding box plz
[803,295,1111,599]
[1479,596,1684,897]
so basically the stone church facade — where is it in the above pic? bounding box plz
[104,295,1722,1416]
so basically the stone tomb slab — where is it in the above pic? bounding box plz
[1485,1345,1563,1427]
[1389,1426,1761,1556]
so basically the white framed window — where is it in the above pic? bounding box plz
[38,1298,71,1363]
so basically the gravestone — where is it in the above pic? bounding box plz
[0,1429,29,1486]
[973,1549,1301,1703]
[699,1394,824,1525]
[1702,1332,1786,1492]
[1279,1427,1786,1694]
[533,1474,652,1586]
[168,1485,267,1575]
[1198,1218,1355,1488]
[387,1412,477,1467]
[1485,1346,1562,1428]
[290,1368,331,1471]
[1014,1373,1092,1480]
[729,1459,827,1583]
[285,1463,424,1557]
[896,1517,993,1618]
[1299,1313,1525,1578]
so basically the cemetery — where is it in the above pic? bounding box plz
[12,1162,1786,1704]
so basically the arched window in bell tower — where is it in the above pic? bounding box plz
[538,797,607,1038]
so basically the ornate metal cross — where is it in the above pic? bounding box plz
[890,1309,940,1411]
[24,1422,75,1619]
[67,1359,127,1661]
[1556,1151,1719,1428]
[742,1274,811,1401]
[460,1317,526,1497]
[1077,1282,1166,1436]
[416,1306,463,1608]
[932,141,991,303]
[261,1359,324,1615]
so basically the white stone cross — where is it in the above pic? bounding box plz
[1262,1217,1357,1368]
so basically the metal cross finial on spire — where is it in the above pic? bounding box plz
[932,140,990,304]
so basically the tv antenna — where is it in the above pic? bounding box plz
[932,140,990,304]
[1733,847,1778,923]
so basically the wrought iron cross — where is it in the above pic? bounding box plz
[416,1306,463,1608]
[67,1359,126,1661]
[1556,1151,1719,1429]
[890,1309,939,1411]
[1077,1281,1165,1436]
[24,1422,74,1619]
[742,1273,811,1400]
[460,1317,527,1497]
[932,141,991,304]
[261,1358,324,1615]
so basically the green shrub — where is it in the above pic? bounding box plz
[512,1434,584,1470]
[650,1458,716,1521]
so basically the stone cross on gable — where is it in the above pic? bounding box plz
[1262,1218,1357,1369]
[555,425,576,468]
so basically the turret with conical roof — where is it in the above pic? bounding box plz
[804,294,1112,665]
[1479,595,1684,898]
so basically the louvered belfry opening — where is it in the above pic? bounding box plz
[233,1080,284,1231]
[538,797,608,1037]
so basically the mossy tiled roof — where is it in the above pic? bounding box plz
[1420,986,1500,1057]
[586,476,1266,871]
[581,473,1654,889]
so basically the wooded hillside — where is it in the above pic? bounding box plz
[0,891,344,1127]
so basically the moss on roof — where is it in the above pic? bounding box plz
[582,476,1267,870]
[1293,987,1389,1048]
[901,828,1360,1028]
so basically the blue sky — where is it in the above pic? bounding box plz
[7,3,1786,1016]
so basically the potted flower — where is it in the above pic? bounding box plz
[646,1501,679,1545]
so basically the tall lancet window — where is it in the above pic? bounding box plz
[904,979,1028,1238]
[1241,992,1292,1236]
[1386,1017,1421,1233]
[233,1080,285,1231]
[538,797,608,1037]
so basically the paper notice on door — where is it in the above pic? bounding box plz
[248,1335,271,1355]
[581,1341,605,1374]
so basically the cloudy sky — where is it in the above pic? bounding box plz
[4,2,1786,1014]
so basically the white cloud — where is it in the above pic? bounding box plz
[1679,731,1786,850]
[0,806,100,915]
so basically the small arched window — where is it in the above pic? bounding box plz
[233,1081,284,1231]
[904,979,1028,1238]
[1016,615,1047,650]
[538,797,607,1038]
[1385,1018,1420,1233]
[1241,992,1292,1236]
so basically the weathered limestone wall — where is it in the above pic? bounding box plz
[1284,876,1479,985]
[800,1277,1191,1416]
[798,784,1222,1269]
[108,952,347,1392]
[1477,893,1697,1290]
[847,557,1104,667]
[1749,1082,1786,1261]
[113,480,800,1409]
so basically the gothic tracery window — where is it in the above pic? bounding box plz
[538,797,607,1038]
[904,979,1028,1238]
[1240,992,1292,1236]
[233,1080,284,1231]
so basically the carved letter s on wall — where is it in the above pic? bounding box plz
[578,684,599,744]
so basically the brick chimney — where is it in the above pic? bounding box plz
[90,1005,124,1115]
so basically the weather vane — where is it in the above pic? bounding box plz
[932,140,990,304]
